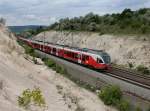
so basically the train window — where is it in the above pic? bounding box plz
[69,52,71,56]
[97,58,103,63]
[73,53,75,58]
[53,48,56,52]
[82,55,89,61]
[78,54,81,59]
[64,51,67,54]
[67,52,70,56]
[75,54,78,59]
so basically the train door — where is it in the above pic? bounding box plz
[78,54,81,64]
[81,54,85,64]
[56,48,59,56]
[81,54,89,65]
[40,44,43,51]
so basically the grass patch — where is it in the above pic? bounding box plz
[117,99,130,111]
[17,40,38,58]
[43,58,56,69]
[147,106,150,111]
[43,58,66,75]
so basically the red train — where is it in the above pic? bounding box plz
[18,37,111,70]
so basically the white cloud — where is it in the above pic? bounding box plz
[24,14,37,20]
[0,0,149,25]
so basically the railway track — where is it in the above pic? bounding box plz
[51,53,150,90]
[38,49,150,90]
[105,67,150,90]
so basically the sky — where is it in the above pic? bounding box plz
[0,0,150,26]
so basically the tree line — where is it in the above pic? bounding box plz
[49,8,150,35]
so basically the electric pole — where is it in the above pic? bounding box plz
[44,31,46,58]
[71,32,73,47]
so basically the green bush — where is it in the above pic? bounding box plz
[18,88,46,109]
[24,45,34,55]
[23,45,38,57]
[147,106,150,111]
[135,106,142,111]
[18,89,32,108]
[117,99,130,111]
[98,85,122,105]
[128,62,134,69]
[136,65,150,75]
[55,64,65,74]
[43,58,56,68]
[31,88,46,106]
[43,58,66,74]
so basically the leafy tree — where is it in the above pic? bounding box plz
[119,8,133,20]
[138,8,148,14]
[87,22,97,31]
[48,8,150,35]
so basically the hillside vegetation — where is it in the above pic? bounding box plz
[49,8,150,35]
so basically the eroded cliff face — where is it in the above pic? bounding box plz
[34,31,150,68]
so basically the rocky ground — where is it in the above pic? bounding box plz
[0,25,117,111]
[34,31,150,69]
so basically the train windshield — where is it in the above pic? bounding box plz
[101,53,111,64]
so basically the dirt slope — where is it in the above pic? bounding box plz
[34,31,150,69]
[0,25,116,111]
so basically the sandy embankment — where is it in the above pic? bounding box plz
[0,25,117,111]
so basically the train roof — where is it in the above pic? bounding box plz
[33,39,108,56]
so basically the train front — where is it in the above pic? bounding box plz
[98,52,111,70]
